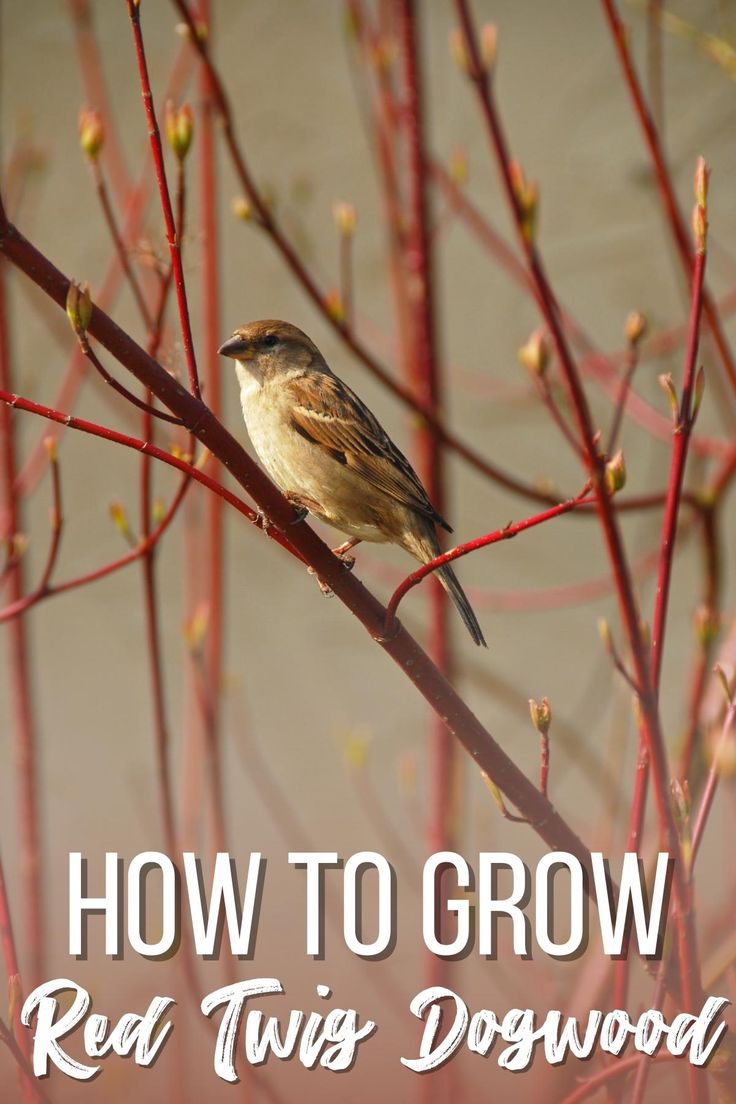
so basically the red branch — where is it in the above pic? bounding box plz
[125,0,201,398]
[0,445,62,624]
[601,0,736,404]
[690,691,736,867]
[386,489,594,630]
[0,850,37,1102]
[0,252,43,989]
[613,206,707,1019]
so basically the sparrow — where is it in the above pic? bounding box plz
[218,320,486,647]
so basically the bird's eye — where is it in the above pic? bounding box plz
[261,334,279,348]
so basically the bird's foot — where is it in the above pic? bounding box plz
[284,491,319,525]
[331,538,360,572]
[307,565,334,597]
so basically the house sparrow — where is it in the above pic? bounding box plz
[218,320,486,647]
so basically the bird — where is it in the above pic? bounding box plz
[218,320,486,647]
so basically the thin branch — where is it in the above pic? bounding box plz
[385,487,594,631]
[601,0,736,404]
[125,0,201,398]
[0,442,63,620]
[77,332,184,425]
[606,338,642,455]
[0,248,43,988]
[0,850,37,1101]
[90,159,152,329]
[689,691,736,867]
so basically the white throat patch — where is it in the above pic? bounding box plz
[234,358,262,401]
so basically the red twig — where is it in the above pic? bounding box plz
[137,208,185,871]
[0,851,36,1102]
[601,0,736,405]
[125,0,201,398]
[0,443,62,624]
[0,389,300,561]
[651,239,707,688]
[0,456,189,622]
[606,339,642,455]
[78,332,183,426]
[348,1,414,381]
[0,252,43,989]
[539,730,550,798]
[678,506,721,781]
[396,12,456,1092]
[689,689,736,867]
[195,0,228,870]
[613,195,707,1015]
[90,160,152,329]
[385,488,594,631]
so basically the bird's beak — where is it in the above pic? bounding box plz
[218,335,254,360]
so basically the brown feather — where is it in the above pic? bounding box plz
[286,372,452,533]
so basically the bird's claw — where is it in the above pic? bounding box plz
[307,565,334,597]
[331,539,360,572]
[284,491,319,525]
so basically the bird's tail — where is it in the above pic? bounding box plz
[437,562,487,648]
[403,524,487,647]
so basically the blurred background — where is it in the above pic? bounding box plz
[1,1,736,1101]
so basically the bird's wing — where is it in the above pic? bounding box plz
[285,371,452,532]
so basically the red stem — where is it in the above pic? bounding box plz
[0,253,43,990]
[600,0,736,405]
[689,695,736,867]
[613,230,706,1014]
[396,12,456,1095]
[136,176,189,871]
[651,245,707,687]
[386,490,594,629]
[0,850,36,1101]
[125,0,201,398]
[81,335,183,425]
[196,0,228,867]
[0,389,298,557]
[92,161,152,329]
[0,460,190,624]
[0,449,62,623]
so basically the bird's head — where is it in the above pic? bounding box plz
[218,320,324,386]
